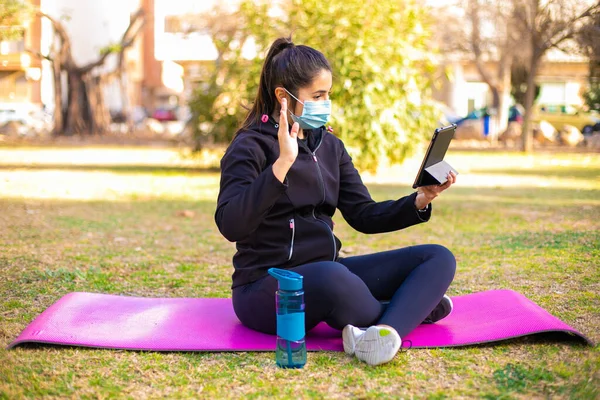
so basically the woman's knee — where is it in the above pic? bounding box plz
[439,245,457,277]
[428,244,457,280]
[300,261,375,304]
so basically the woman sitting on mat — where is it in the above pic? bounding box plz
[215,37,457,366]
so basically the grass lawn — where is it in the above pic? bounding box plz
[0,146,598,399]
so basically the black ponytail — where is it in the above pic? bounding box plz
[239,36,331,131]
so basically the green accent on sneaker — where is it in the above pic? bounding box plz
[379,329,391,337]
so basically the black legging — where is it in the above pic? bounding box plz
[232,244,456,338]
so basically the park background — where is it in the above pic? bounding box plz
[1,0,599,398]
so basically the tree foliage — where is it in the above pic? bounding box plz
[189,0,439,170]
[187,3,266,149]
[583,81,600,111]
[0,0,29,41]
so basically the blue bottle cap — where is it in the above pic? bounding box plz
[268,268,303,291]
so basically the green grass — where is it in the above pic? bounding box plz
[0,147,599,399]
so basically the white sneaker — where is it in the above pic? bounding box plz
[342,324,366,355]
[344,324,402,366]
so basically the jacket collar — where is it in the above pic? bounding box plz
[246,115,278,137]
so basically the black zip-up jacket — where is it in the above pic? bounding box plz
[215,117,431,288]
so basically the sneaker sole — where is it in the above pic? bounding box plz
[353,326,401,366]
[446,295,454,317]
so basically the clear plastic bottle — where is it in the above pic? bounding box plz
[268,268,306,368]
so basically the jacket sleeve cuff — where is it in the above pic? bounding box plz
[268,164,289,189]
[413,193,432,222]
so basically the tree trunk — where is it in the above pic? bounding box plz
[86,75,111,134]
[65,72,89,135]
[521,55,540,153]
[488,86,501,143]
[496,60,511,138]
[51,59,64,135]
[117,55,134,133]
[494,86,510,145]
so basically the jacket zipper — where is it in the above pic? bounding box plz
[300,135,326,205]
[312,209,336,261]
[300,134,336,260]
[288,218,295,261]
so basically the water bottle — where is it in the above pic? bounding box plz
[268,267,306,369]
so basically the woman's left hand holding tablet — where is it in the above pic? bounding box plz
[415,171,457,210]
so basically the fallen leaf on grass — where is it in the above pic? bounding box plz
[176,210,196,218]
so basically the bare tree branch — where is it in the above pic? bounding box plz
[542,3,600,51]
[25,48,52,62]
[36,11,67,43]
[36,11,74,68]
[514,1,533,34]
[121,16,145,50]
[78,51,112,74]
[468,0,498,89]
[119,8,145,46]
[79,8,145,74]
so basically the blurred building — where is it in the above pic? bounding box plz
[153,0,252,108]
[535,49,590,108]
[0,0,174,118]
[0,0,42,105]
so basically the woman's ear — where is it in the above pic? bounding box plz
[274,87,287,106]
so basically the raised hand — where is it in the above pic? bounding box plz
[272,98,300,183]
[277,98,300,164]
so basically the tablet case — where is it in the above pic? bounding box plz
[423,160,458,186]
[413,124,458,188]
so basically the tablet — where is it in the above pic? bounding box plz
[412,124,458,189]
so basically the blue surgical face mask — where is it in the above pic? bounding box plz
[284,88,331,130]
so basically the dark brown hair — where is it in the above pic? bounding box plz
[239,37,332,131]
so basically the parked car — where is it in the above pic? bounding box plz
[508,104,524,124]
[532,105,600,135]
[0,103,52,136]
[151,108,178,122]
[455,107,487,126]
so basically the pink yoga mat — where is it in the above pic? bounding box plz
[7,289,592,351]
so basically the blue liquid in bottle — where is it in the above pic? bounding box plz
[268,268,306,369]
